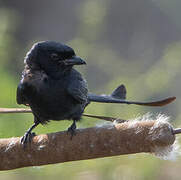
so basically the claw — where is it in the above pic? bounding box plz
[20,122,39,148]
[20,132,36,148]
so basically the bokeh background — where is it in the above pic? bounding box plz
[0,0,181,179]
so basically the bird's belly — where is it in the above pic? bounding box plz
[29,92,83,121]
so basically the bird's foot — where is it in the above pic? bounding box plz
[20,132,36,148]
[67,121,76,139]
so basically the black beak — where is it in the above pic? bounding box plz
[63,56,86,66]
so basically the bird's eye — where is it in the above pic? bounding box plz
[51,53,59,61]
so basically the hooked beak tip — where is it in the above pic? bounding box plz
[81,60,86,65]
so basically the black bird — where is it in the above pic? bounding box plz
[17,41,176,145]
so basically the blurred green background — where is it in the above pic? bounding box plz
[0,0,181,179]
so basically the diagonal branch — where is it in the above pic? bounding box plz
[0,108,125,122]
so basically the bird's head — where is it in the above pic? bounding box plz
[24,41,86,77]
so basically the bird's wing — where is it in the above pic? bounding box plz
[67,73,88,104]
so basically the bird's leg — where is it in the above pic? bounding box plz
[21,122,39,147]
[67,120,77,139]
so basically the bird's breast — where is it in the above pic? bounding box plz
[28,77,80,120]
